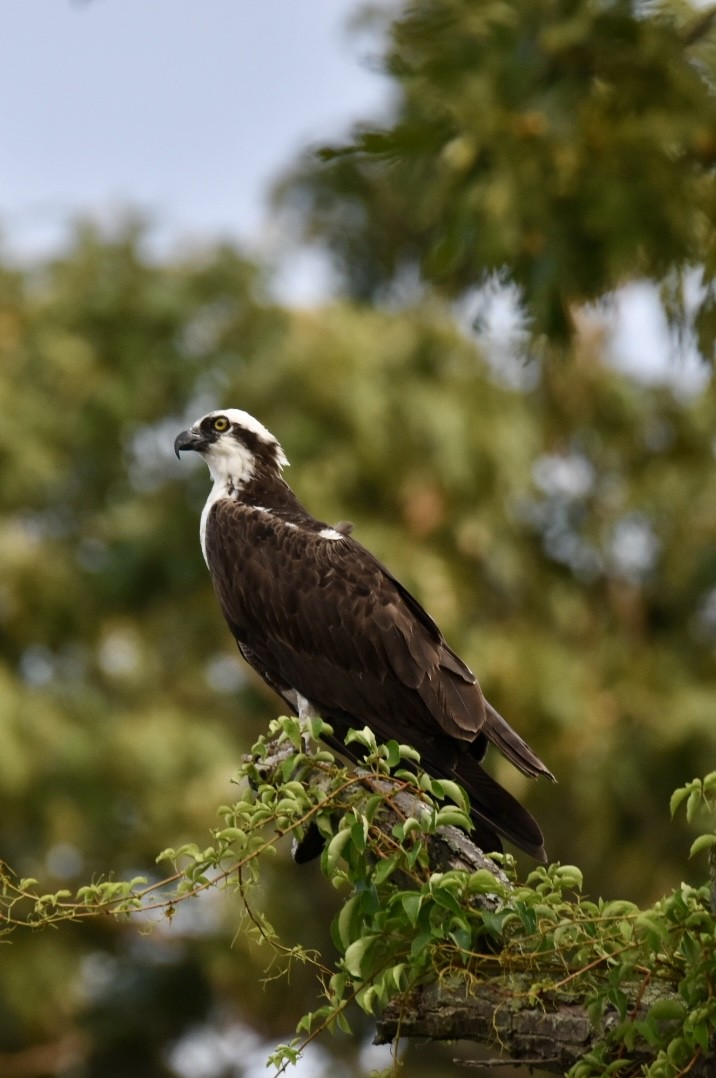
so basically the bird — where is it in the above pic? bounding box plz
[174,408,554,861]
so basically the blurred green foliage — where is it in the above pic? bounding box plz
[277,0,716,343]
[2,0,716,1073]
[1,219,715,1074]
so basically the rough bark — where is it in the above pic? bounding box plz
[375,981,716,1075]
[376,979,596,1070]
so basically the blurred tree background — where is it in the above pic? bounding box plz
[1,0,716,1075]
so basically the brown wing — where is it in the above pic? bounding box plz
[204,498,485,746]
[204,498,552,860]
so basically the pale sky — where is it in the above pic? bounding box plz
[1,0,389,259]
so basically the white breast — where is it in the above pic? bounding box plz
[200,445,256,566]
[200,483,229,566]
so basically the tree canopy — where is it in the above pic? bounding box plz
[277,0,716,346]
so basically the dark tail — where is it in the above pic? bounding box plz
[453,754,548,862]
[482,701,556,781]
[321,710,552,862]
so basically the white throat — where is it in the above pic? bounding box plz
[199,443,255,566]
[204,437,256,490]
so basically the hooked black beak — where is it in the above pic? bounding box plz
[174,428,205,459]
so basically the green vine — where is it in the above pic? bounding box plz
[1,718,714,1076]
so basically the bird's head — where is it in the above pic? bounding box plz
[174,409,288,487]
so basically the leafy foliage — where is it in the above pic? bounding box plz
[3,721,715,1076]
[276,0,716,343]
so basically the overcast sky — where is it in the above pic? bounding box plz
[2,0,389,259]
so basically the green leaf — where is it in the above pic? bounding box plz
[601,900,640,918]
[281,716,303,751]
[666,1035,689,1065]
[335,1010,352,1035]
[409,931,433,960]
[343,936,371,978]
[344,727,377,752]
[323,828,352,875]
[308,716,333,741]
[434,806,472,830]
[334,895,361,950]
[392,817,422,842]
[449,925,473,951]
[468,869,505,895]
[686,788,702,823]
[553,865,584,891]
[702,772,716,796]
[670,784,693,818]
[635,913,668,944]
[481,909,508,937]
[397,744,421,763]
[515,901,537,934]
[692,1015,711,1053]
[431,886,463,916]
[384,740,401,768]
[357,984,380,1014]
[401,893,423,926]
[606,986,628,1019]
[689,832,716,858]
[646,999,686,1022]
[432,778,470,813]
[349,815,368,853]
[373,856,398,886]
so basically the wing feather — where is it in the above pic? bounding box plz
[204,499,484,742]
[203,496,551,860]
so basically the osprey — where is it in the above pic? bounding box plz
[175,408,554,861]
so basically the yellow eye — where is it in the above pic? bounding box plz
[212,416,230,432]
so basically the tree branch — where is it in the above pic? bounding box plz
[376,979,711,1075]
